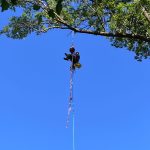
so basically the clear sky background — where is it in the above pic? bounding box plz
[0,10,150,150]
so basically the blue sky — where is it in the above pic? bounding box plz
[0,10,150,150]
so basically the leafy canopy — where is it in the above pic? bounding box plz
[0,0,150,61]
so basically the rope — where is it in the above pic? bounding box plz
[66,48,76,150]
[66,31,75,128]
[66,67,74,128]
[72,83,75,150]
[73,113,75,150]
[71,31,75,47]
[66,30,76,150]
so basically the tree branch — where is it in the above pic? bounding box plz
[141,6,150,24]
[73,30,150,42]
[54,18,150,42]
[43,6,150,43]
[11,0,150,43]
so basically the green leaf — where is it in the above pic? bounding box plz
[48,9,55,18]
[33,4,41,11]
[1,0,10,12]
[11,0,18,5]
[36,14,42,25]
[56,0,63,15]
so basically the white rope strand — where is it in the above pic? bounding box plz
[73,113,75,150]
[66,30,76,150]
[71,31,75,47]
[66,68,74,128]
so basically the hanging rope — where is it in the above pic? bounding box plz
[65,44,76,150]
[73,112,75,150]
[65,56,75,150]
[66,31,76,128]
[66,65,74,128]
[72,76,75,150]
[71,31,75,47]
[64,31,81,150]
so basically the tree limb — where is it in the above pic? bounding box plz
[141,6,150,24]
[54,18,150,42]
[4,0,150,43]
